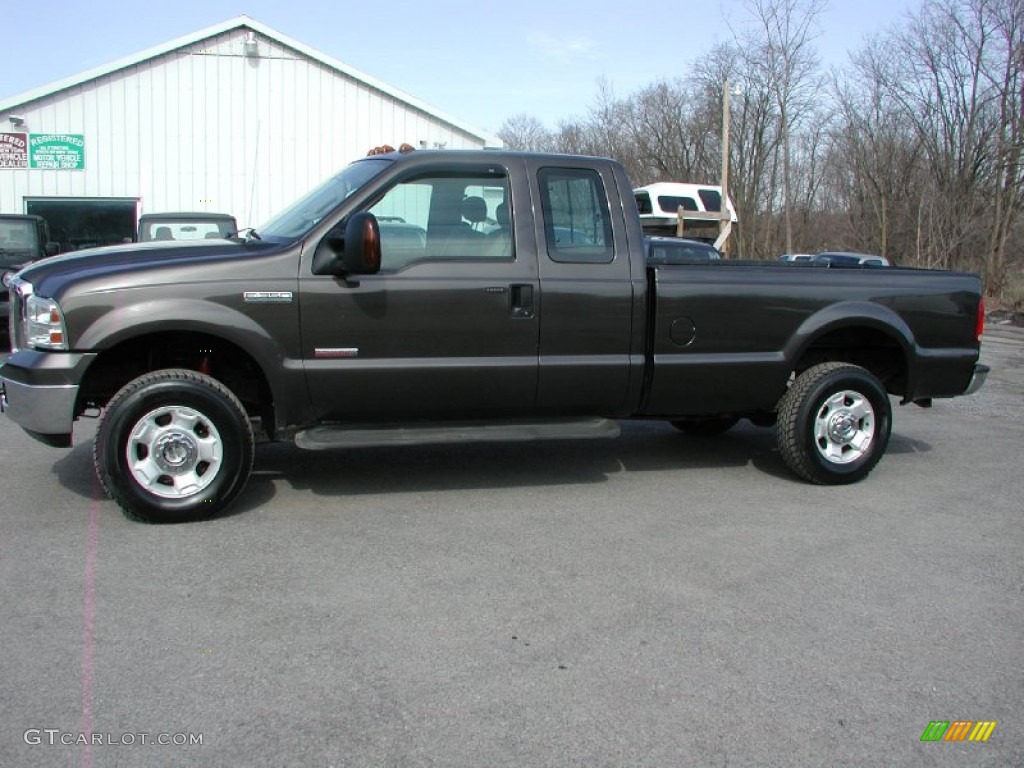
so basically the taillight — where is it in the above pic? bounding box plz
[976,297,985,342]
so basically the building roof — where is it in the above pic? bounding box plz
[0,15,500,147]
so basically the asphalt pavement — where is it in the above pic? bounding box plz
[0,327,1021,767]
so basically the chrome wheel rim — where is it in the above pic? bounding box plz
[813,390,875,465]
[126,406,223,499]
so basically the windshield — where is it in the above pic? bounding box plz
[258,158,391,240]
[0,219,41,267]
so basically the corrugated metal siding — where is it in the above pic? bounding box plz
[0,27,486,226]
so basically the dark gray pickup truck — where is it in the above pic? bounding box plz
[0,149,988,522]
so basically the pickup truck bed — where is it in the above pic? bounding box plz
[644,261,981,416]
[0,149,987,522]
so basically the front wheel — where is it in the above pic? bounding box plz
[776,362,892,484]
[94,369,255,523]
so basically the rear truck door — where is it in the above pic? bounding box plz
[298,161,540,422]
[530,160,644,416]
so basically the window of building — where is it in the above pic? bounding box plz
[25,198,138,250]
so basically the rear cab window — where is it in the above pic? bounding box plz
[140,220,234,241]
[538,167,614,264]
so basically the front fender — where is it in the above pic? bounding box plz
[73,298,291,353]
[69,297,309,429]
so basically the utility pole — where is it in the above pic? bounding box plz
[719,78,733,256]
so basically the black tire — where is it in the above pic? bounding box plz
[777,362,891,484]
[94,369,254,523]
[670,416,740,436]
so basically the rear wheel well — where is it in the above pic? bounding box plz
[794,326,907,397]
[76,332,275,437]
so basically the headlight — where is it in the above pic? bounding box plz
[25,294,68,350]
[1,271,13,288]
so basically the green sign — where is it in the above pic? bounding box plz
[29,134,85,170]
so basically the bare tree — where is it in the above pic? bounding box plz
[494,0,1022,300]
[497,114,554,152]
[829,46,925,259]
[741,0,827,255]
[979,0,1024,293]
[550,119,593,155]
[690,42,786,257]
[617,80,717,182]
[584,78,645,180]
[862,0,1023,285]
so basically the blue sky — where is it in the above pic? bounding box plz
[0,0,918,136]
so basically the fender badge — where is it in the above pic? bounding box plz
[244,291,293,303]
[315,348,359,359]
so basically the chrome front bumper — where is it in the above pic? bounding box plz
[0,376,78,438]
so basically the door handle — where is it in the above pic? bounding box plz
[510,284,534,319]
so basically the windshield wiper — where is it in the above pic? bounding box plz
[229,227,262,242]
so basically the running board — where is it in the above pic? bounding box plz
[294,418,621,450]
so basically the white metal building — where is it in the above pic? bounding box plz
[0,16,499,249]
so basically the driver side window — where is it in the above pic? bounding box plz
[369,171,512,271]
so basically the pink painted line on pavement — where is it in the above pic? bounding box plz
[80,498,100,768]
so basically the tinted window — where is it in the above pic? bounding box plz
[646,240,719,265]
[539,168,614,264]
[26,198,136,250]
[697,189,722,212]
[816,254,861,266]
[368,171,511,270]
[635,192,653,214]
[658,195,698,213]
[0,219,41,265]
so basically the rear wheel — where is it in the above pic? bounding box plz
[777,362,891,484]
[670,416,740,436]
[94,369,254,523]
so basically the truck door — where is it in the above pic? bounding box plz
[299,164,539,422]
[532,163,639,416]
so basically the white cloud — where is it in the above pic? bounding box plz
[526,31,600,59]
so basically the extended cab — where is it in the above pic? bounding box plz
[0,150,988,522]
